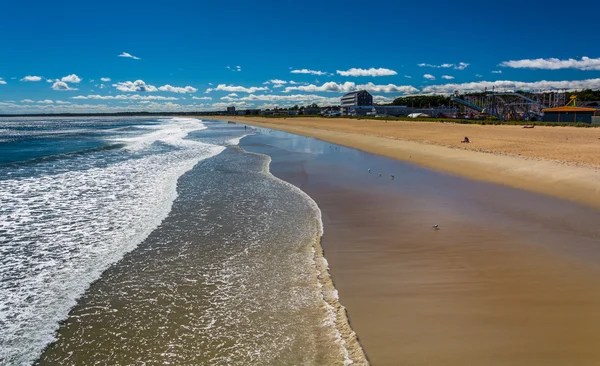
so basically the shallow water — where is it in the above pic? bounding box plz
[1,119,356,365]
[37,146,348,365]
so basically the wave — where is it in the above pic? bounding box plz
[241,142,369,365]
[226,133,252,146]
[1,143,126,168]
[109,117,206,151]
[0,117,225,365]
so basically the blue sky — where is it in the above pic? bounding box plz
[1,0,600,113]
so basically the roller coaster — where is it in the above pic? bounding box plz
[451,91,567,121]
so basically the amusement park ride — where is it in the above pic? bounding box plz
[451,89,569,121]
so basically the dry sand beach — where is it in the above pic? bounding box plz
[213,116,600,210]
[230,117,600,365]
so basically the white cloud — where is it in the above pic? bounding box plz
[192,96,212,100]
[217,93,340,105]
[499,56,600,70]
[71,94,179,101]
[37,100,54,104]
[21,99,34,103]
[421,78,600,94]
[205,84,269,93]
[211,101,252,109]
[46,79,56,83]
[0,101,19,108]
[358,82,419,94]
[441,75,454,80]
[284,81,418,94]
[100,77,111,82]
[52,81,78,91]
[226,93,238,97]
[284,81,355,93]
[0,78,5,85]
[21,75,42,82]
[404,75,412,79]
[118,52,140,60]
[423,74,436,80]
[126,94,178,101]
[491,70,503,74]
[61,74,82,83]
[336,67,397,77]
[373,95,395,104]
[475,74,483,78]
[418,62,469,70]
[113,80,158,92]
[208,82,213,86]
[157,84,198,93]
[265,79,287,88]
[290,68,327,76]
[55,101,71,105]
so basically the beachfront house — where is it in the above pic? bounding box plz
[341,90,373,115]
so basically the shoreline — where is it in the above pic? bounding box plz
[240,128,600,365]
[209,116,600,210]
[244,148,369,364]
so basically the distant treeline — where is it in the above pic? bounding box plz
[386,89,600,108]
[389,95,452,108]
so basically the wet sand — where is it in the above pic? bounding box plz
[213,116,600,210]
[242,130,600,365]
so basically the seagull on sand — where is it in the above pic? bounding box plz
[433,224,440,230]
[391,174,395,180]
[378,173,382,177]
[368,168,371,173]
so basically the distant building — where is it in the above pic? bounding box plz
[320,106,341,116]
[341,90,373,115]
[302,107,321,115]
[542,106,597,123]
[347,106,375,116]
[227,106,236,115]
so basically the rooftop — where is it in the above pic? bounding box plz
[542,106,597,113]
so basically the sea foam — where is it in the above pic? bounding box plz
[0,118,224,365]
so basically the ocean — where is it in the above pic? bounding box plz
[0,117,363,365]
